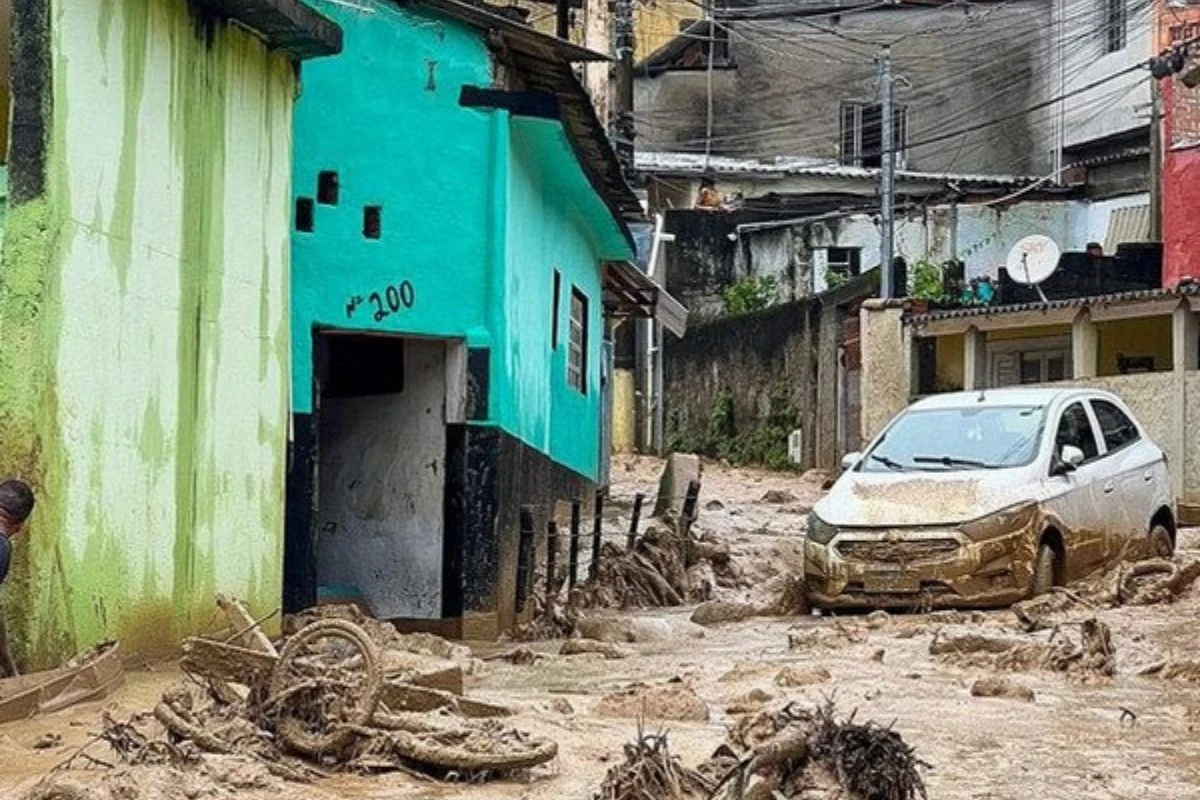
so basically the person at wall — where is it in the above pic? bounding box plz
[0,480,34,677]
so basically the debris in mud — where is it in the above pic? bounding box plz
[1139,660,1200,682]
[931,618,1115,679]
[595,731,710,800]
[593,683,711,723]
[691,600,758,626]
[1013,558,1200,629]
[574,614,704,644]
[484,646,539,665]
[595,700,927,800]
[561,638,631,659]
[42,599,557,794]
[970,677,1036,702]
[788,622,868,650]
[774,666,832,688]
[725,688,774,715]
[761,489,798,504]
[765,574,810,616]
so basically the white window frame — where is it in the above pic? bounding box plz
[567,287,588,394]
[986,336,1072,388]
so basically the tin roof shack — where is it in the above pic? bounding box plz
[287,0,681,640]
[0,0,341,669]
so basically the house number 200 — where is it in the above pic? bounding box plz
[346,280,415,322]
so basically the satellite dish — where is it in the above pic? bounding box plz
[1006,235,1061,303]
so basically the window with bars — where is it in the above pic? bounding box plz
[1105,0,1127,53]
[840,102,907,168]
[568,288,588,394]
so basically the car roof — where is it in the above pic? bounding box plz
[907,387,1111,411]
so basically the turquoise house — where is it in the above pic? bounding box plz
[286,0,678,637]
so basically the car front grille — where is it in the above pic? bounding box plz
[836,539,960,564]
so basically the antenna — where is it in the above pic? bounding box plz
[1006,235,1061,305]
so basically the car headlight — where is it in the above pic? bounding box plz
[807,514,838,545]
[959,503,1037,542]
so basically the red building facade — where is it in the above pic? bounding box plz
[1161,2,1200,286]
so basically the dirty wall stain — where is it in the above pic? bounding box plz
[0,0,294,668]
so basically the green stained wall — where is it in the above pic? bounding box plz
[0,0,297,667]
[292,1,632,482]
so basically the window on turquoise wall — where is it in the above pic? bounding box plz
[552,270,562,349]
[568,288,588,394]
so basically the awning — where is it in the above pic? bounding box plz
[602,261,689,338]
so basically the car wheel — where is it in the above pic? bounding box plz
[1149,524,1174,559]
[1031,542,1058,597]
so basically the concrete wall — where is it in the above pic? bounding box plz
[316,339,446,619]
[662,300,819,469]
[0,0,298,666]
[1056,0,1152,151]
[635,2,1055,175]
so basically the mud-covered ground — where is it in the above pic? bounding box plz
[5,456,1200,799]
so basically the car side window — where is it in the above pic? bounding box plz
[1091,399,1139,453]
[1054,402,1100,461]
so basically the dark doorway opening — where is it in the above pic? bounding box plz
[284,332,460,627]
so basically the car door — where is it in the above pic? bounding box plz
[1088,397,1162,554]
[1043,400,1109,579]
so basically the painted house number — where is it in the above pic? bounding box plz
[346,280,415,322]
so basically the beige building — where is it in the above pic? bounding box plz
[859,286,1200,524]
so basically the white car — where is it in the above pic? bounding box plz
[806,387,1175,609]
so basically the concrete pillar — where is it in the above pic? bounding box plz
[1072,310,1098,379]
[859,300,911,443]
[1173,302,1199,373]
[612,319,637,454]
[963,326,987,390]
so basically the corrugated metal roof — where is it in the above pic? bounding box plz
[1104,205,1150,254]
[635,151,1038,187]
[906,283,1200,326]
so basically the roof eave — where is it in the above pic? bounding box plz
[195,0,343,59]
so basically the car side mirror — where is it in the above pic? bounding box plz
[840,452,862,471]
[1053,444,1085,475]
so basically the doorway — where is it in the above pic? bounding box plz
[311,333,450,620]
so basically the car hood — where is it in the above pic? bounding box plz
[813,469,1036,528]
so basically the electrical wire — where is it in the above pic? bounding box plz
[633,0,1157,164]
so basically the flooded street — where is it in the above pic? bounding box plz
[6,457,1200,799]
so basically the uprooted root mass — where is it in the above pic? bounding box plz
[596,700,927,800]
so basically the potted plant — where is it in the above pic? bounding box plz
[908,259,943,313]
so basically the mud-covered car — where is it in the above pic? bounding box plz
[805,388,1175,609]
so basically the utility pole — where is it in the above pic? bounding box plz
[582,0,611,123]
[612,0,635,173]
[555,0,569,40]
[878,46,895,299]
[610,0,637,453]
[1150,76,1163,242]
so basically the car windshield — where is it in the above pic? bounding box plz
[861,404,1047,472]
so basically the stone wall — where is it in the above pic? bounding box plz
[662,299,825,470]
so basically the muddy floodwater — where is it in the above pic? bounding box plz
[4,457,1200,799]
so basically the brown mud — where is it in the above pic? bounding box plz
[5,456,1200,799]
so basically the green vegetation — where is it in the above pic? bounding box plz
[667,386,800,471]
[722,275,778,315]
[910,259,944,300]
